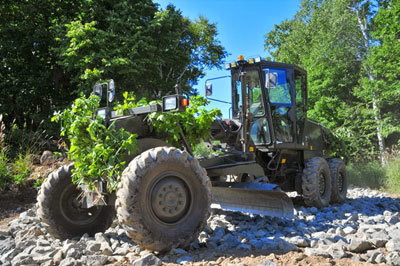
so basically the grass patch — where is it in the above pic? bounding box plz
[347,161,386,190]
[347,155,400,194]
[384,157,400,194]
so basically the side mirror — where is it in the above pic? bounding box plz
[108,79,115,102]
[266,72,278,88]
[93,83,103,99]
[205,82,213,97]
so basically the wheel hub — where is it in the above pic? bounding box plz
[150,176,190,223]
[60,184,102,225]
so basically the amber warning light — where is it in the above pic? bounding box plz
[181,98,189,107]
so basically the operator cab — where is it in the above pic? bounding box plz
[227,56,308,150]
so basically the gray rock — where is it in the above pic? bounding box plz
[31,245,53,255]
[0,237,14,255]
[113,244,130,256]
[257,259,277,266]
[386,215,400,225]
[198,231,208,243]
[40,150,54,165]
[277,239,297,252]
[0,229,9,237]
[249,239,263,249]
[328,246,347,259]
[11,252,34,266]
[391,229,400,239]
[286,236,309,247]
[87,241,101,252]
[366,249,381,263]
[100,242,113,256]
[386,238,400,252]
[53,249,64,265]
[60,257,82,266]
[348,238,373,253]
[386,251,400,266]
[132,253,161,266]
[375,253,385,264]
[343,226,356,235]
[177,256,193,264]
[369,230,389,247]
[345,213,359,223]
[95,232,110,245]
[32,254,53,264]
[255,229,268,237]
[81,255,108,266]
[66,248,82,259]
[260,237,280,250]
[305,247,330,258]
[335,227,345,237]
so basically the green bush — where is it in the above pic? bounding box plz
[347,161,386,189]
[11,153,33,185]
[193,141,222,158]
[52,94,137,193]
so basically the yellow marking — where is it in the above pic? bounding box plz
[281,158,286,164]
[249,146,254,152]
[310,145,313,150]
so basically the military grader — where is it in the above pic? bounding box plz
[37,56,347,252]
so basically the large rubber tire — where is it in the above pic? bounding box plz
[116,147,211,252]
[302,157,332,208]
[328,158,347,204]
[37,164,115,239]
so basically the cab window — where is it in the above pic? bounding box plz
[264,68,292,105]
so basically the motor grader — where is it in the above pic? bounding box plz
[37,56,347,252]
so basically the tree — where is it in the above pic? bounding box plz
[0,0,85,129]
[265,0,400,163]
[0,0,227,134]
[367,0,400,154]
[56,2,227,99]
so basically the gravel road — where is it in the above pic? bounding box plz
[1,186,400,265]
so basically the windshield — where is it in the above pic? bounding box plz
[232,70,264,117]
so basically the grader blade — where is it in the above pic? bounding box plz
[210,182,294,218]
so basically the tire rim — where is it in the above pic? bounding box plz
[338,172,344,192]
[318,172,326,196]
[59,183,103,226]
[149,172,191,224]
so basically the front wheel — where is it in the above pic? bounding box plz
[116,147,211,252]
[302,157,332,208]
[37,164,115,239]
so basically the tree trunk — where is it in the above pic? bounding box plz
[353,4,386,165]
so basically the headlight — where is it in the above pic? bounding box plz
[97,108,107,119]
[162,95,189,112]
[163,96,177,111]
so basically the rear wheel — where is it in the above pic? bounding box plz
[302,157,332,208]
[37,164,115,239]
[328,158,347,204]
[116,147,211,252]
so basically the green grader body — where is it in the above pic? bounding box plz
[37,57,347,252]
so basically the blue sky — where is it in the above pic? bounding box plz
[155,0,302,117]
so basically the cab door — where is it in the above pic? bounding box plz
[264,67,294,143]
